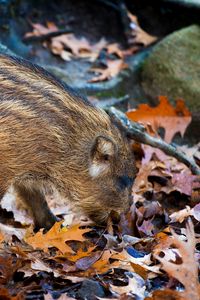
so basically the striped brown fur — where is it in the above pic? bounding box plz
[0,54,136,229]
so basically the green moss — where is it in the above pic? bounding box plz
[142,25,200,112]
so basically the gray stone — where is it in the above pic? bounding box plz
[141,25,200,113]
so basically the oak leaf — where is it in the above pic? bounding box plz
[89,59,128,82]
[154,219,200,300]
[24,21,58,38]
[25,222,91,254]
[110,273,146,298]
[127,11,157,46]
[126,96,191,143]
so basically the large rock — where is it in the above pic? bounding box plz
[141,25,200,114]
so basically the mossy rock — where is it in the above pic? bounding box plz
[141,25,200,113]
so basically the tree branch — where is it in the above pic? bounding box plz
[107,107,200,175]
[23,28,72,43]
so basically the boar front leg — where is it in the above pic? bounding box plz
[14,180,57,230]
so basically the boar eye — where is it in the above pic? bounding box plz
[117,176,134,190]
[103,154,109,161]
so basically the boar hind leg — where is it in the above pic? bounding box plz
[14,181,57,230]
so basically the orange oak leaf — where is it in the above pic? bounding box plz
[67,245,96,262]
[25,222,91,254]
[126,96,191,143]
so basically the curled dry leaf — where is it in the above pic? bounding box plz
[154,219,200,300]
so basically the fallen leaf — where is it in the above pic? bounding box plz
[110,273,146,298]
[154,219,200,300]
[24,22,58,38]
[169,206,192,223]
[145,289,185,300]
[0,287,23,300]
[0,223,26,242]
[126,96,191,143]
[192,203,200,221]
[0,231,4,243]
[127,11,157,46]
[67,245,96,263]
[106,43,124,58]
[25,22,107,62]
[89,59,128,82]
[25,222,91,254]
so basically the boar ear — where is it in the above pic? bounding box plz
[89,136,117,178]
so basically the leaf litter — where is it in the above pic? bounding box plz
[24,11,157,83]
[0,98,199,299]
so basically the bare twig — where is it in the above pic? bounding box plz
[107,107,200,175]
[23,28,72,43]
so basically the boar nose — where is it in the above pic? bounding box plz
[117,176,134,191]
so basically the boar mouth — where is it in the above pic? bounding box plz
[87,209,121,225]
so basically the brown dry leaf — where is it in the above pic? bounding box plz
[0,223,27,242]
[51,35,107,61]
[51,34,91,56]
[106,43,124,58]
[0,231,4,243]
[127,11,157,46]
[0,252,23,285]
[132,160,167,194]
[145,289,185,300]
[0,287,23,300]
[130,262,148,280]
[24,21,58,38]
[25,222,91,254]
[1,187,33,225]
[112,249,161,277]
[26,22,107,61]
[169,206,192,223]
[87,250,119,274]
[161,173,195,196]
[154,219,200,300]
[89,59,128,82]
[126,96,191,143]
